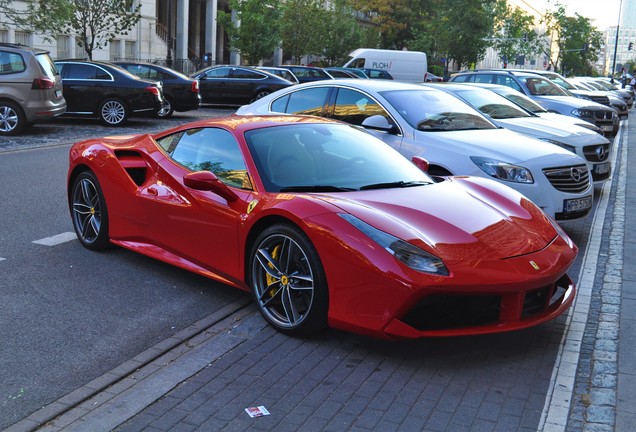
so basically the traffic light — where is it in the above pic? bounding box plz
[629,42,633,51]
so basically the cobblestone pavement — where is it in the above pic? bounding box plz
[3,114,633,432]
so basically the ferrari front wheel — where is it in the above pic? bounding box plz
[70,171,111,250]
[249,224,328,336]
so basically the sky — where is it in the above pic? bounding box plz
[537,0,622,30]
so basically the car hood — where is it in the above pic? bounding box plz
[412,128,584,164]
[494,117,609,146]
[536,112,601,132]
[533,95,610,110]
[314,177,557,260]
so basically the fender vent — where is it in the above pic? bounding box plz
[115,150,148,186]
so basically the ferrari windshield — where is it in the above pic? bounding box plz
[245,123,434,192]
[380,89,496,131]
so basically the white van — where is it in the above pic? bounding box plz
[343,48,428,82]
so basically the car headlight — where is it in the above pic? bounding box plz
[470,157,534,183]
[571,108,594,118]
[539,138,576,154]
[339,214,449,276]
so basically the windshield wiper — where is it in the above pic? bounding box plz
[279,185,357,192]
[359,180,431,190]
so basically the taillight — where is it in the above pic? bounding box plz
[32,78,56,90]
[145,86,161,97]
[191,80,200,93]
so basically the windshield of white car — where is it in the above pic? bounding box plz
[245,123,434,192]
[495,91,547,113]
[381,89,496,131]
[453,89,531,119]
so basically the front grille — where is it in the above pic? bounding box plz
[401,294,501,330]
[583,143,610,162]
[594,110,615,120]
[543,164,590,193]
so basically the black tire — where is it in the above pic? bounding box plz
[251,90,271,102]
[70,171,111,250]
[99,98,128,126]
[0,100,26,135]
[249,224,328,336]
[156,96,174,118]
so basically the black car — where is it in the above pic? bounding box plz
[115,62,201,118]
[279,65,333,83]
[191,65,293,106]
[54,59,163,126]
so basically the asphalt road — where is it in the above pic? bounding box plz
[0,106,600,430]
[0,107,244,429]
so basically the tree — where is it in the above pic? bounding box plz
[543,5,603,75]
[320,0,376,66]
[280,0,325,63]
[0,0,141,60]
[492,3,543,68]
[217,0,282,65]
[351,0,427,49]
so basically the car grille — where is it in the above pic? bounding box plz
[583,143,610,162]
[400,275,571,331]
[543,164,590,193]
[594,110,615,120]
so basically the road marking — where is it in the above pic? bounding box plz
[0,257,5,261]
[32,232,77,246]
[540,121,626,431]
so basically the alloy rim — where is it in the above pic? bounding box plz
[72,178,101,243]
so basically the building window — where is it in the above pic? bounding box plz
[75,37,86,59]
[125,40,135,59]
[56,36,71,59]
[109,39,121,60]
[15,31,31,46]
[0,30,8,43]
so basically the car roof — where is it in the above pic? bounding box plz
[287,78,429,92]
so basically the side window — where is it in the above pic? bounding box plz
[205,67,231,78]
[164,128,252,189]
[67,64,97,79]
[332,88,388,126]
[0,51,26,74]
[451,74,470,83]
[473,74,494,84]
[94,66,111,80]
[231,68,263,79]
[495,75,523,92]
[284,87,330,116]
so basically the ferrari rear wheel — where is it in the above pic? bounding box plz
[70,171,111,250]
[249,224,328,336]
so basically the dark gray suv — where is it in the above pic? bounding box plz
[0,43,66,135]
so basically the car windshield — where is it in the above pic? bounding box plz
[453,88,531,119]
[381,89,496,131]
[520,76,570,96]
[245,123,434,192]
[493,89,547,113]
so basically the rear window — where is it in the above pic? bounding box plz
[0,51,26,74]
[35,53,59,79]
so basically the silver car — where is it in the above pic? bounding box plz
[0,43,66,135]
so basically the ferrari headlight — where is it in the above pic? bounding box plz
[339,214,449,276]
[470,157,534,183]
[539,138,576,154]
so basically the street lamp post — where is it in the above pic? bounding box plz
[611,0,623,77]
[166,0,173,69]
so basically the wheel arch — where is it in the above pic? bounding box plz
[67,164,92,207]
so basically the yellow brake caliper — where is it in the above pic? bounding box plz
[266,244,282,297]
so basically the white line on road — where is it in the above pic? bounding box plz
[32,232,77,246]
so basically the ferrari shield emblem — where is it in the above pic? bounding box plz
[529,261,540,271]
[247,199,258,214]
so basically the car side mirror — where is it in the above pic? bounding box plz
[411,156,429,172]
[361,115,398,133]
[184,171,238,202]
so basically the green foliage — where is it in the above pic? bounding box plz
[217,0,282,65]
[280,0,326,63]
[492,2,543,67]
[0,0,141,60]
[321,0,377,65]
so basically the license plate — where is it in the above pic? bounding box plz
[564,195,593,213]
[594,162,610,174]
[600,125,614,131]
[55,90,62,98]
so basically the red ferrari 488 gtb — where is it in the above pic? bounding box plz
[67,115,577,339]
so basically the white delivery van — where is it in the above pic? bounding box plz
[343,48,428,82]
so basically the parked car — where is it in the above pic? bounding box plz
[67,115,578,338]
[359,68,393,80]
[114,61,201,118]
[429,83,612,183]
[589,77,634,108]
[237,79,594,221]
[277,65,333,83]
[462,82,602,133]
[449,70,619,138]
[567,77,629,119]
[0,43,66,135]
[54,59,163,126]
[323,67,359,78]
[191,65,293,105]
[256,66,299,84]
